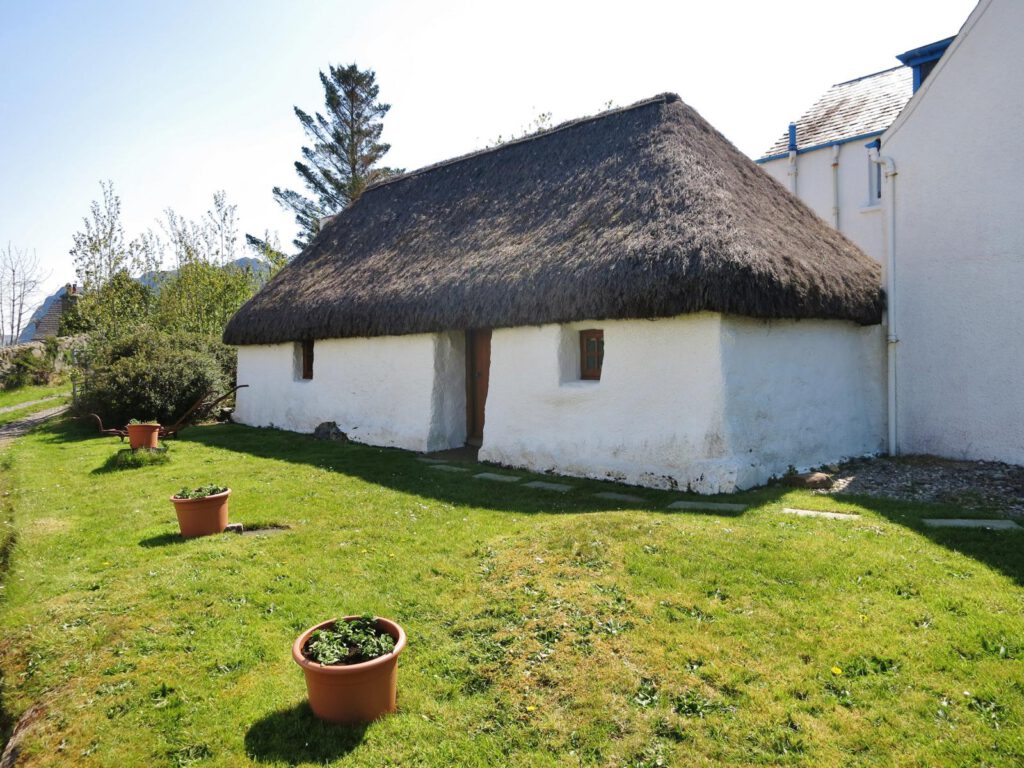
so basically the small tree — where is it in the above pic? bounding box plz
[69,181,162,292]
[0,243,47,344]
[273,63,401,249]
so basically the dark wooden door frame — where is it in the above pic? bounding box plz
[465,329,491,446]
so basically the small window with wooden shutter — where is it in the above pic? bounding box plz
[300,339,314,380]
[579,329,604,380]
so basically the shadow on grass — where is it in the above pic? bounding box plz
[826,492,1024,586]
[244,702,367,764]
[178,422,784,518]
[139,532,186,548]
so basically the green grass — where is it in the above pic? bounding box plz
[0,383,69,411]
[0,395,71,428]
[1,419,1023,766]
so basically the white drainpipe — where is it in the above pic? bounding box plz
[871,149,899,455]
[830,145,841,229]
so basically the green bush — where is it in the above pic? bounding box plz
[4,348,55,389]
[75,327,234,427]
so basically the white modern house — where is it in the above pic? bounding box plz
[759,0,1023,466]
[878,0,1023,465]
[225,94,886,493]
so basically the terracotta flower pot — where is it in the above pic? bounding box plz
[170,489,230,538]
[293,616,407,723]
[127,423,160,450]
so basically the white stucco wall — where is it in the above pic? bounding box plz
[760,141,886,264]
[881,0,1024,464]
[479,313,885,493]
[720,316,886,488]
[234,331,466,453]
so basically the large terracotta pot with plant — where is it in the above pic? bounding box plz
[293,615,407,723]
[127,420,160,450]
[170,485,230,538]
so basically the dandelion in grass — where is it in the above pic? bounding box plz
[831,666,843,676]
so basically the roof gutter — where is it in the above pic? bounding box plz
[870,147,899,455]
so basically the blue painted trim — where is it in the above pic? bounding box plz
[756,130,886,164]
[896,37,954,67]
[897,36,954,93]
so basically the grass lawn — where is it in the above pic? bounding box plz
[0,383,69,413]
[1,419,1023,767]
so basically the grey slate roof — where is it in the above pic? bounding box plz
[760,66,912,159]
[29,296,66,340]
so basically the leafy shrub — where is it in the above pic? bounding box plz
[100,448,170,471]
[4,348,55,389]
[303,616,396,665]
[75,326,234,427]
[173,484,227,500]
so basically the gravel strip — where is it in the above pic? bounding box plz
[820,455,1024,518]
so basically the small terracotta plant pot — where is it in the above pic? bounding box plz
[293,616,407,723]
[127,423,160,450]
[170,489,230,538]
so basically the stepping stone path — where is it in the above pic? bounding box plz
[594,491,645,503]
[667,500,747,512]
[429,464,469,473]
[922,518,1021,531]
[782,507,860,520]
[523,480,574,493]
[474,472,521,483]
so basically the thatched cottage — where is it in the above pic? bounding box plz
[224,94,885,493]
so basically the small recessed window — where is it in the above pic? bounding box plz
[867,153,882,203]
[300,339,314,380]
[579,329,604,380]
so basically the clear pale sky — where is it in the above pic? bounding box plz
[1,0,976,301]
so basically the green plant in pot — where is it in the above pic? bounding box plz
[126,418,161,451]
[293,614,407,723]
[170,484,230,538]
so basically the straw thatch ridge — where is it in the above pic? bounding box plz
[225,93,883,345]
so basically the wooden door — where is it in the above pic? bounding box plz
[466,329,491,445]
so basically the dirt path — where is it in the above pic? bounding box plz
[0,396,60,416]
[0,405,69,449]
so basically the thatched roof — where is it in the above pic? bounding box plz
[225,93,883,346]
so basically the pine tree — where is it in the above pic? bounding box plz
[273,64,400,249]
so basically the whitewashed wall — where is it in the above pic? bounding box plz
[720,317,886,488]
[480,313,885,493]
[234,331,466,452]
[882,0,1024,464]
[760,141,886,265]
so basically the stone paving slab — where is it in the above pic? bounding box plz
[922,518,1022,531]
[429,464,469,473]
[594,492,646,503]
[668,500,747,512]
[474,472,521,483]
[782,507,861,520]
[524,480,574,493]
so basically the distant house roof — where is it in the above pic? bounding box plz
[759,66,913,160]
[20,285,78,343]
[224,93,884,346]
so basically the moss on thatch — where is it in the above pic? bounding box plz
[225,94,883,346]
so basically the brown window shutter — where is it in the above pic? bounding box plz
[302,339,314,380]
[579,329,604,380]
